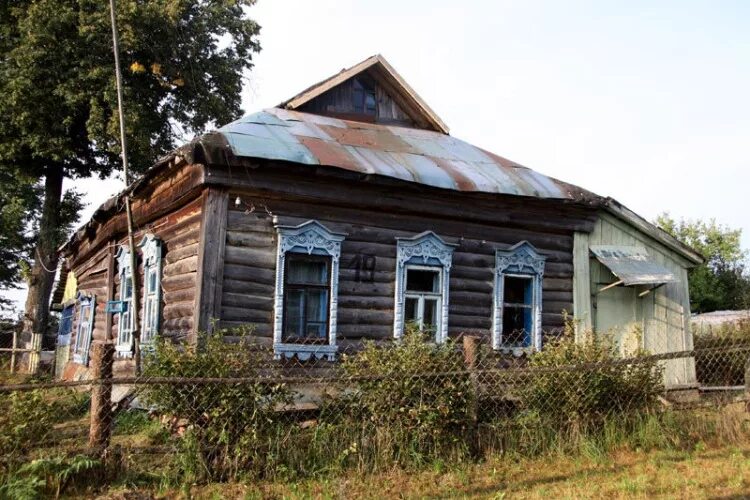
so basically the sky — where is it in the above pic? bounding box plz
[3,0,749,310]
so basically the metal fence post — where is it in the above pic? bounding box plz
[89,341,115,455]
[745,355,750,412]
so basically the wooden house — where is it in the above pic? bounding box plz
[57,55,703,389]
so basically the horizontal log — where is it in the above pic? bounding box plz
[163,301,194,320]
[337,309,392,326]
[223,263,275,284]
[338,295,394,310]
[163,255,198,277]
[164,222,201,249]
[221,306,272,324]
[224,245,276,268]
[222,291,273,309]
[161,317,194,332]
[222,278,275,296]
[161,272,196,292]
[163,287,196,304]
[164,242,199,265]
[225,230,275,248]
[217,168,596,235]
[542,278,573,292]
[449,314,492,329]
[226,210,276,233]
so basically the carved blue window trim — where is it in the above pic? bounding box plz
[493,241,545,354]
[115,245,135,357]
[394,231,456,343]
[72,292,95,365]
[139,234,162,346]
[273,220,346,361]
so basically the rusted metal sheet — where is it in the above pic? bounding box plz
[590,245,679,286]
[217,108,595,201]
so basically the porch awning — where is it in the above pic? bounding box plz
[590,245,679,286]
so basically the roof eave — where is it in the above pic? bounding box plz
[602,198,705,266]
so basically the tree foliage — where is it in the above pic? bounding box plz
[0,0,260,177]
[0,0,260,331]
[656,213,750,312]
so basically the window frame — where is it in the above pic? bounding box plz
[72,292,95,365]
[138,234,162,347]
[403,264,443,334]
[394,231,456,343]
[115,245,135,357]
[273,220,346,361]
[281,253,332,344]
[493,241,546,353]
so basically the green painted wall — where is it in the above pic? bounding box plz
[574,213,696,388]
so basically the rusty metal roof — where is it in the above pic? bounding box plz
[217,108,596,201]
[590,245,680,286]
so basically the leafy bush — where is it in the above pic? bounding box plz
[141,328,293,482]
[519,330,664,430]
[324,328,474,467]
[693,320,750,386]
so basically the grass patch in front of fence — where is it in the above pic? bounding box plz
[143,436,750,499]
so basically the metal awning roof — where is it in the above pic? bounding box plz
[590,245,679,286]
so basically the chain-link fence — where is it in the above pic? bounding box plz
[1,324,749,496]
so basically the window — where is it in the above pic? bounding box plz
[283,254,331,342]
[72,293,95,365]
[352,78,376,115]
[493,241,545,353]
[115,246,135,356]
[394,231,456,342]
[273,220,345,361]
[139,234,162,346]
[404,266,442,333]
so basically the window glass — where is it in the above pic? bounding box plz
[423,297,439,330]
[285,289,304,338]
[504,276,532,304]
[147,268,158,293]
[365,91,376,114]
[284,255,331,342]
[405,297,419,322]
[287,258,328,285]
[406,268,440,293]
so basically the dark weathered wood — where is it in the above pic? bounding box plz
[193,187,229,336]
[209,163,597,234]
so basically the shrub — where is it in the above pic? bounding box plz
[693,320,750,387]
[323,327,474,468]
[519,329,664,430]
[141,327,293,482]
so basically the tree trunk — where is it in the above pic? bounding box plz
[21,166,64,365]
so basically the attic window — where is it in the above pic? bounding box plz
[352,78,376,115]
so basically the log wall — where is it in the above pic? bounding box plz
[65,186,203,379]
[212,161,598,347]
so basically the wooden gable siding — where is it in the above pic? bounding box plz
[298,74,415,127]
[65,190,204,378]
[207,162,596,347]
